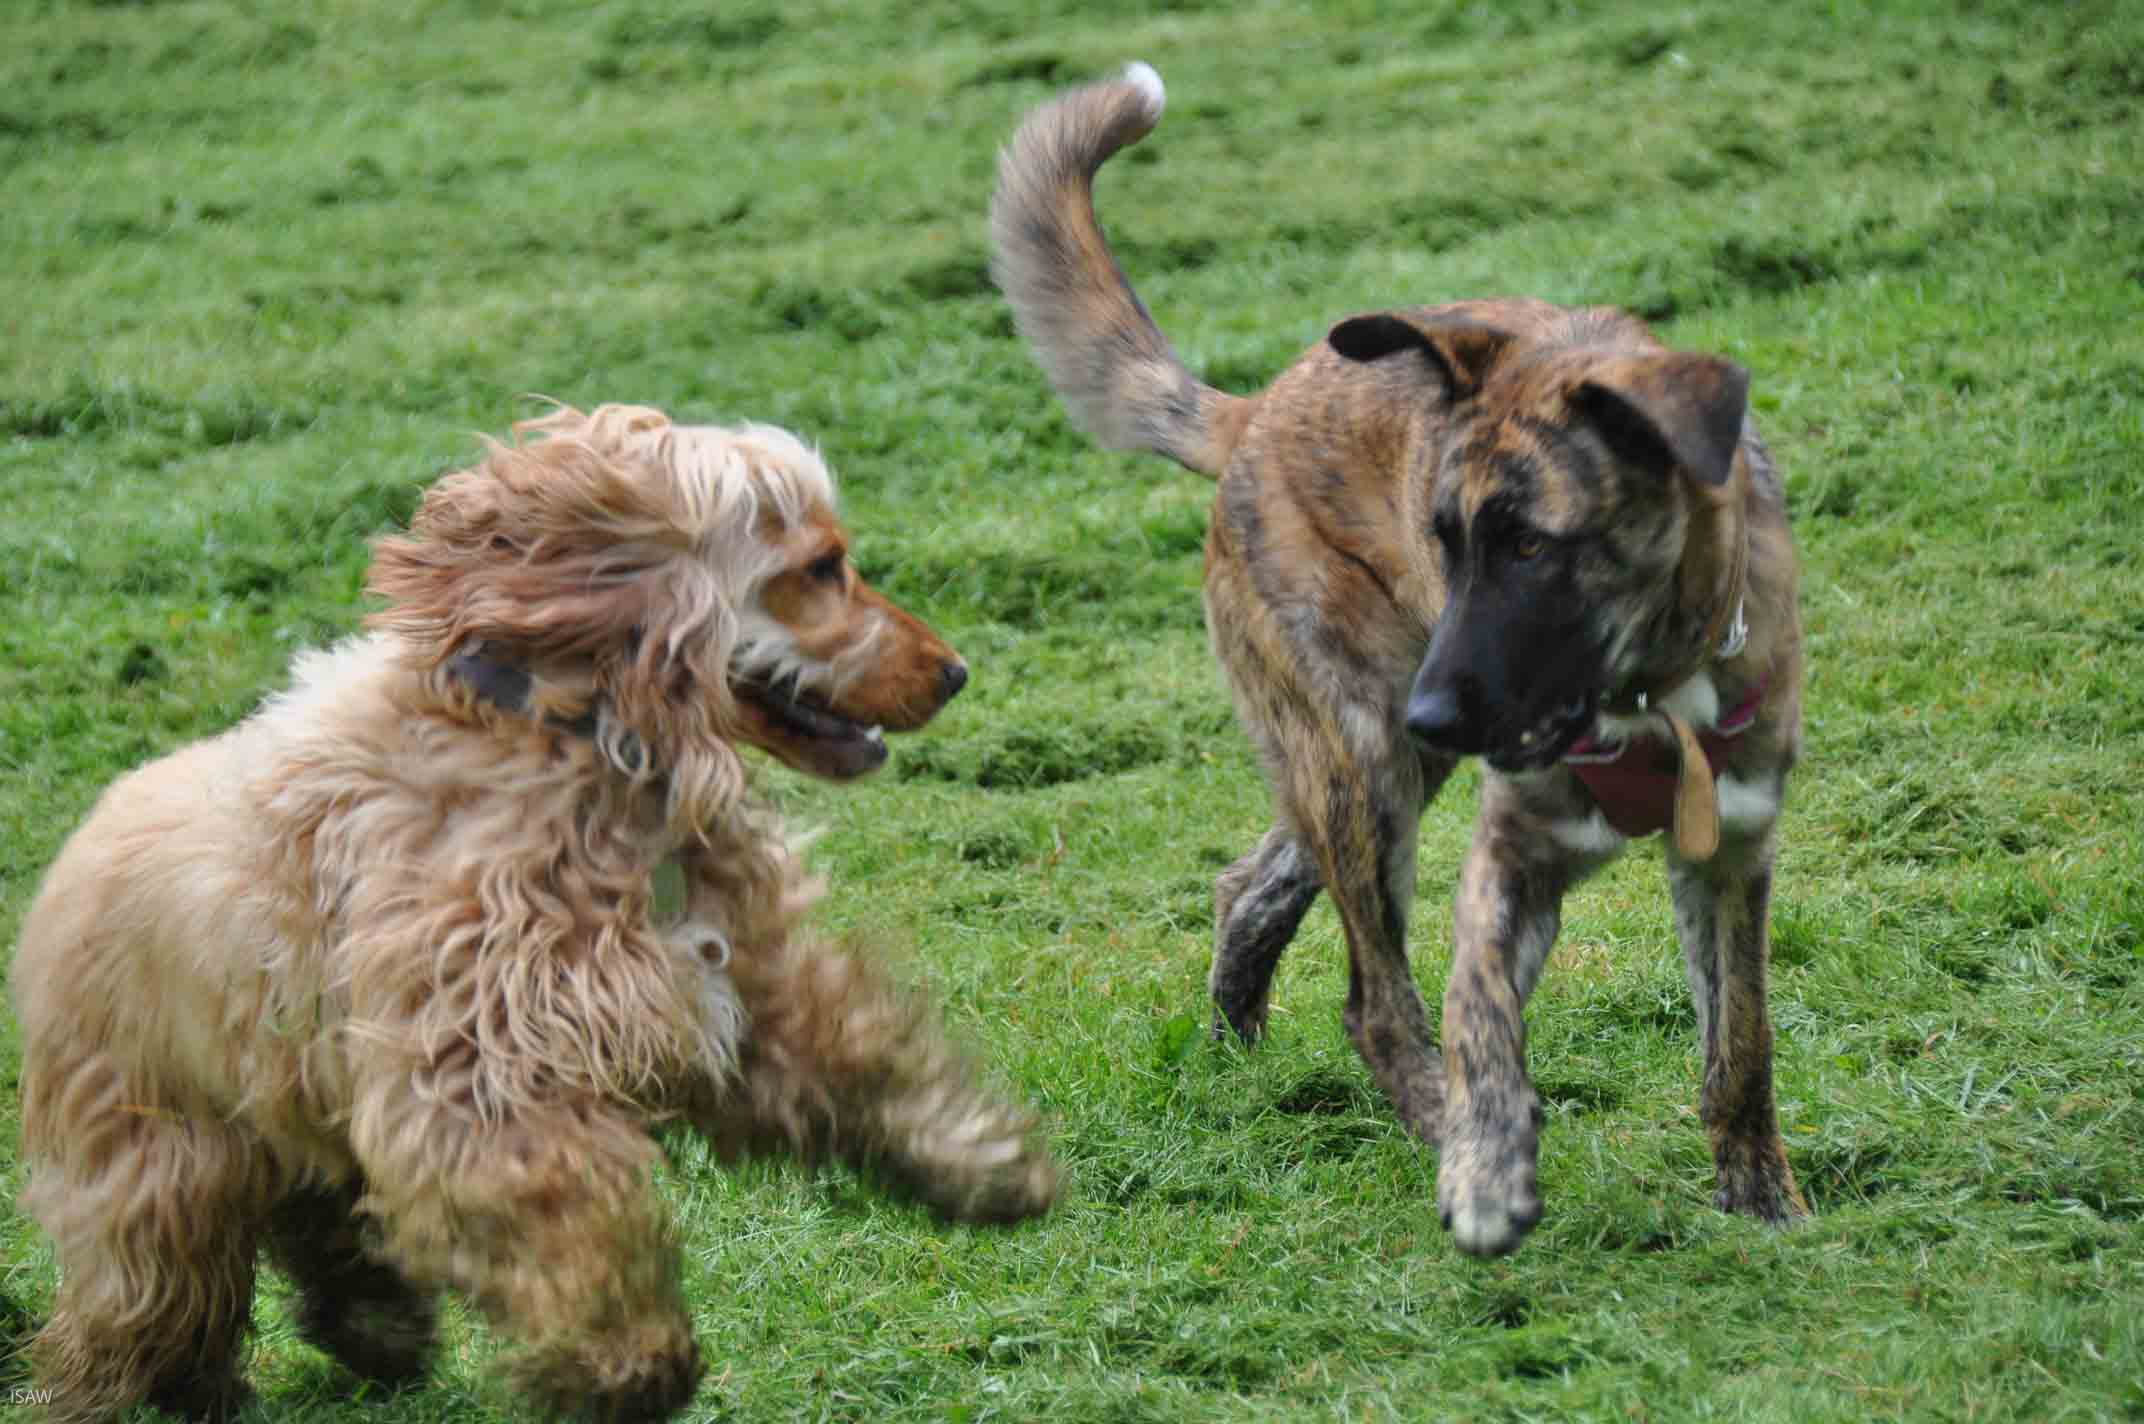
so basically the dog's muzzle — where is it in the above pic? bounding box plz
[1405,679,1595,772]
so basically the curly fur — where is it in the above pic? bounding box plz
[12,403,1055,1423]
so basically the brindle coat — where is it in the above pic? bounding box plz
[991,64,1808,1256]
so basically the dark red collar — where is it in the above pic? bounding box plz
[1562,672,1767,839]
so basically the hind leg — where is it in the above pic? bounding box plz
[1201,546,1455,1141]
[266,1182,438,1388]
[352,1086,703,1423]
[1209,825,1321,1042]
[22,1062,267,1423]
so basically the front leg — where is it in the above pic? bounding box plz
[664,839,1056,1224]
[695,932,1058,1226]
[1438,777,1606,1256]
[1669,834,1807,1225]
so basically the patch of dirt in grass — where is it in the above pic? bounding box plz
[898,721,1174,789]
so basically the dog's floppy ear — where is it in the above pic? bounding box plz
[1328,312,1513,396]
[1572,353,1750,488]
[367,468,664,661]
[366,413,701,665]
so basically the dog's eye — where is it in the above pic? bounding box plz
[1512,533,1545,561]
[806,551,846,585]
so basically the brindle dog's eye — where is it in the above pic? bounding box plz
[1512,533,1545,561]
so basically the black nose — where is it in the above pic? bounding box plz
[1405,682,1475,753]
[939,659,968,701]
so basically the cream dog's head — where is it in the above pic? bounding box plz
[367,403,965,804]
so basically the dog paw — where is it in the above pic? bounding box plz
[1436,1116,1542,1258]
[146,1375,256,1424]
[910,1130,1060,1225]
[872,1080,1061,1225]
[1439,1174,1543,1258]
[937,1152,1060,1225]
[298,1285,439,1386]
[512,1323,703,1424]
[1209,1001,1267,1045]
[1712,1134,1809,1225]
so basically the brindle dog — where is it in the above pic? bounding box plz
[991,64,1808,1256]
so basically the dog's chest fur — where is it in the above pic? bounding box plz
[215,638,736,1132]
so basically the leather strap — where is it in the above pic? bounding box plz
[1692,509,1751,667]
[1658,708,1720,861]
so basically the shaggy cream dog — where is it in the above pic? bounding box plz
[12,403,1056,1422]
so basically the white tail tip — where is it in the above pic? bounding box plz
[1121,61,1165,118]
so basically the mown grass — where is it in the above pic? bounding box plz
[3,0,2141,1419]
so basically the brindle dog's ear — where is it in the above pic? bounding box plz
[1573,354,1750,488]
[1328,313,1513,397]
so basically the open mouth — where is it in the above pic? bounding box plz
[734,674,887,778]
[1485,693,1598,774]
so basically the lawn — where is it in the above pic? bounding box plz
[2,0,2140,1419]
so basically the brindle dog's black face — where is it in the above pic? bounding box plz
[1329,309,1751,776]
[1404,490,1612,773]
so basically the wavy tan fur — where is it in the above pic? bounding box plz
[12,403,1055,1423]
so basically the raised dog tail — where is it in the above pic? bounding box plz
[990,62,1250,480]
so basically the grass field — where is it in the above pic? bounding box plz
[3,0,2141,1419]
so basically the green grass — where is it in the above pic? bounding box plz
[4,0,2142,1418]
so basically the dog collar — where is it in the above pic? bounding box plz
[1598,594,1748,721]
[1603,492,1752,720]
[1714,596,1749,661]
[1563,667,1768,844]
[445,645,649,773]
[446,646,601,735]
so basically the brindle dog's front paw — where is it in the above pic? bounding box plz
[1711,1131,1809,1226]
[1209,998,1268,1046]
[1437,1111,1542,1258]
